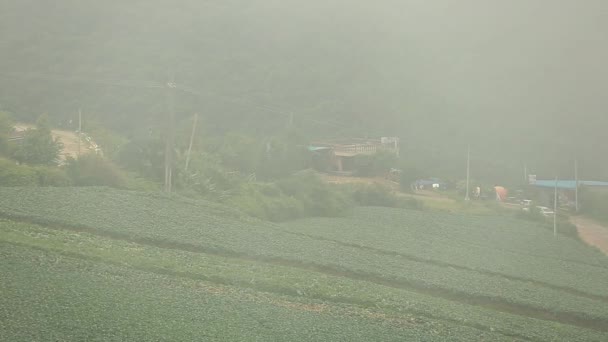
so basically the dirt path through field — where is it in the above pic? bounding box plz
[571,216,608,256]
[14,123,98,162]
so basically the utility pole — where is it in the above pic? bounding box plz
[554,175,558,238]
[164,70,176,193]
[465,144,471,201]
[77,108,82,158]
[185,113,199,172]
[575,159,579,213]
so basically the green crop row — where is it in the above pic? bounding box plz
[2,221,607,342]
[0,187,606,321]
[1,242,524,342]
[283,207,608,297]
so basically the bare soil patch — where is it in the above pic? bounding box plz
[572,216,608,256]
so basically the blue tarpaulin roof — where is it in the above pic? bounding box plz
[532,180,608,189]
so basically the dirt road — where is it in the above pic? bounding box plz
[571,216,608,256]
[14,124,98,162]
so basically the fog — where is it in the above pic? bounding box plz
[2,2,608,341]
[1,0,607,179]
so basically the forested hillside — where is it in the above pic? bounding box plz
[1,0,607,181]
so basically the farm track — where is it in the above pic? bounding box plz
[281,229,608,302]
[2,213,608,333]
[572,216,608,256]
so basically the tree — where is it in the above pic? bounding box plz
[65,154,126,188]
[0,111,12,156]
[399,162,423,192]
[13,114,63,165]
[353,150,399,177]
[116,135,166,181]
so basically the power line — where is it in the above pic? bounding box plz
[178,84,287,115]
[179,83,351,131]
[2,69,374,137]
[0,71,163,89]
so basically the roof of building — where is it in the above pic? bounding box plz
[532,180,608,189]
[307,146,332,152]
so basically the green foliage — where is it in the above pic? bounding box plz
[65,154,127,188]
[4,221,604,342]
[227,171,352,221]
[116,135,165,181]
[581,189,608,224]
[276,171,352,217]
[1,187,608,327]
[227,182,304,222]
[175,151,239,198]
[12,114,63,165]
[352,150,398,177]
[0,111,13,156]
[399,162,424,192]
[0,158,70,186]
[283,207,608,311]
[211,133,259,175]
[2,243,443,342]
[0,158,37,186]
[122,173,160,192]
[515,208,578,238]
[256,139,310,180]
[34,165,71,186]
[85,120,128,161]
[349,183,423,210]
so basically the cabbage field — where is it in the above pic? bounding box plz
[4,244,481,342]
[1,187,607,341]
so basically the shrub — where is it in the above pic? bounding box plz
[34,166,71,186]
[351,184,399,207]
[399,164,423,193]
[349,183,424,210]
[0,158,38,186]
[0,111,13,156]
[12,114,63,166]
[226,171,352,222]
[353,151,398,177]
[276,171,352,217]
[226,183,304,222]
[581,190,608,224]
[65,154,127,188]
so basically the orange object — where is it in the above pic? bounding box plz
[494,186,508,201]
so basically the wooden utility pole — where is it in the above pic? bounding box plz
[554,176,558,238]
[77,108,82,158]
[185,113,198,172]
[575,159,579,213]
[164,70,176,193]
[465,144,471,201]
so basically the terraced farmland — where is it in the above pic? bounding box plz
[1,187,607,341]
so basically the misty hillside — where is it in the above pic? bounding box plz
[1,0,607,179]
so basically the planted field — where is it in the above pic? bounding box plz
[283,207,608,297]
[1,187,608,340]
[4,243,487,342]
[2,220,607,341]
